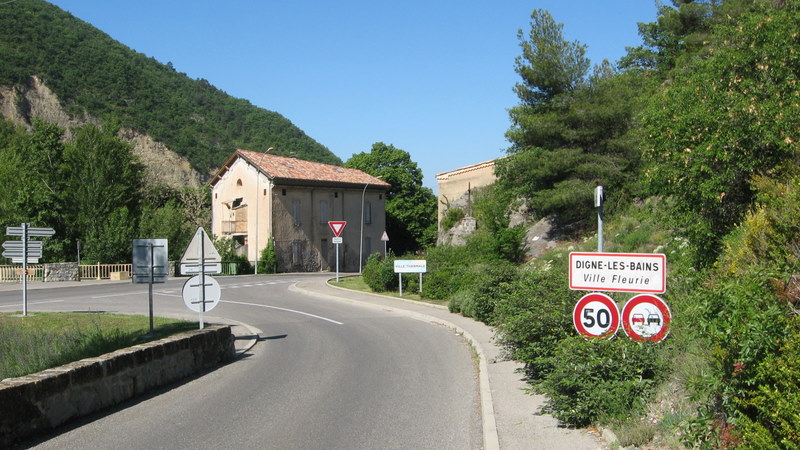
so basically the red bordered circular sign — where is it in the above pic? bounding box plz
[573,293,620,339]
[621,294,671,342]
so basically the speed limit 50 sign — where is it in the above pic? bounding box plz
[573,293,620,339]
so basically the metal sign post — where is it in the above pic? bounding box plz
[4,223,54,316]
[328,222,346,283]
[199,229,206,329]
[595,186,604,252]
[179,228,221,329]
[21,224,27,316]
[132,239,169,336]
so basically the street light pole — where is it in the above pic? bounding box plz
[359,176,382,274]
[255,147,273,274]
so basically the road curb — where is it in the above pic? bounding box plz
[294,279,501,450]
[205,315,263,356]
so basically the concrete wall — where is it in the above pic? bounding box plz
[436,160,498,229]
[210,158,272,263]
[0,325,235,447]
[272,185,386,272]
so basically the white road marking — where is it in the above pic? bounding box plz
[0,299,64,309]
[221,300,344,325]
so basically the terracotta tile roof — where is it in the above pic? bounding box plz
[209,149,390,188]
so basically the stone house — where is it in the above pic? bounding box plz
[435,159,499,243]
[209,149,390,272]
[436,159,499,224]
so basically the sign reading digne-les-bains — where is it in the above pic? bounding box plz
[569,252,666,294]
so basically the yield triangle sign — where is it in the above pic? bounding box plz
[181,227,221,263]
[328,221,346,237]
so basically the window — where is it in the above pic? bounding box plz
[232,197,244,208]
[320,200,328,224]
[282,189,287,196]
[292,240,303,266]
[292,200,301,226]
[364,201,372,225]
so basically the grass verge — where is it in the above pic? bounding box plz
[330,275,448,306]
[0,312,196,380]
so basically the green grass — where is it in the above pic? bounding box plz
[331,275,448,306]
[0,312,195,380]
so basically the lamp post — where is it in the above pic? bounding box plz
[255,147,274,275]
[359,176,382,274]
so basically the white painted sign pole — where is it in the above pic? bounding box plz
[21,223,27,316]
[198,228,206,329]
[328,222,346,283]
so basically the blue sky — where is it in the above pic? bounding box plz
[48,1,659,192]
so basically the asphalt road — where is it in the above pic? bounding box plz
[2,274,482,449]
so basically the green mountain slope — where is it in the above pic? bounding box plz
[0,0,341,174]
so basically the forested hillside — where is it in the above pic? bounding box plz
[0,0,340,174]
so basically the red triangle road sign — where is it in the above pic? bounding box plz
[328,221,346,237]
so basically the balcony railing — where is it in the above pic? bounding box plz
[221,220,248,234]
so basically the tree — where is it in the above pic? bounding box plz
[512,9,590,110]
[620,0,719,74]
[62,122,145,262]
[501,10,653,231]
[344,142,437,254]
[641,0,800,263]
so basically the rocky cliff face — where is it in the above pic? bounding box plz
[0,76,201,189]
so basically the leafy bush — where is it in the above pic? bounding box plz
[257,240,277,274]
[423,264,469,300]
[215,236,253,273]
[494,257,579,381]
[440,207,465,231]
[540,336,664,427]
[671,171,800,447]
[362,252,397,292]
[733,319,800,448]
[448,262,519,323]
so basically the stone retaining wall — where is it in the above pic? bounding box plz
[43,262,79,282]
[0,325,235,447]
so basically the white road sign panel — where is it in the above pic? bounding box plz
[181,227,221,264]
[569,252,666,293]
[2,241,42,250]
[182,275,221,313]
[10,257,39,264]
[394,260,427,273]
[332,236,343,244]
[180,262,222,275]
[573,292,620,339]
[6,226,55,237]
[132,239,169,284]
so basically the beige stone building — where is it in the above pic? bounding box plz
[209,149,390,272]
[435,159,499,228]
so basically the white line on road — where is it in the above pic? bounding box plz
[221,300,344,325]
[0,300,64,309]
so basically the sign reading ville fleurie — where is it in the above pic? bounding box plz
[569,252,666,294]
